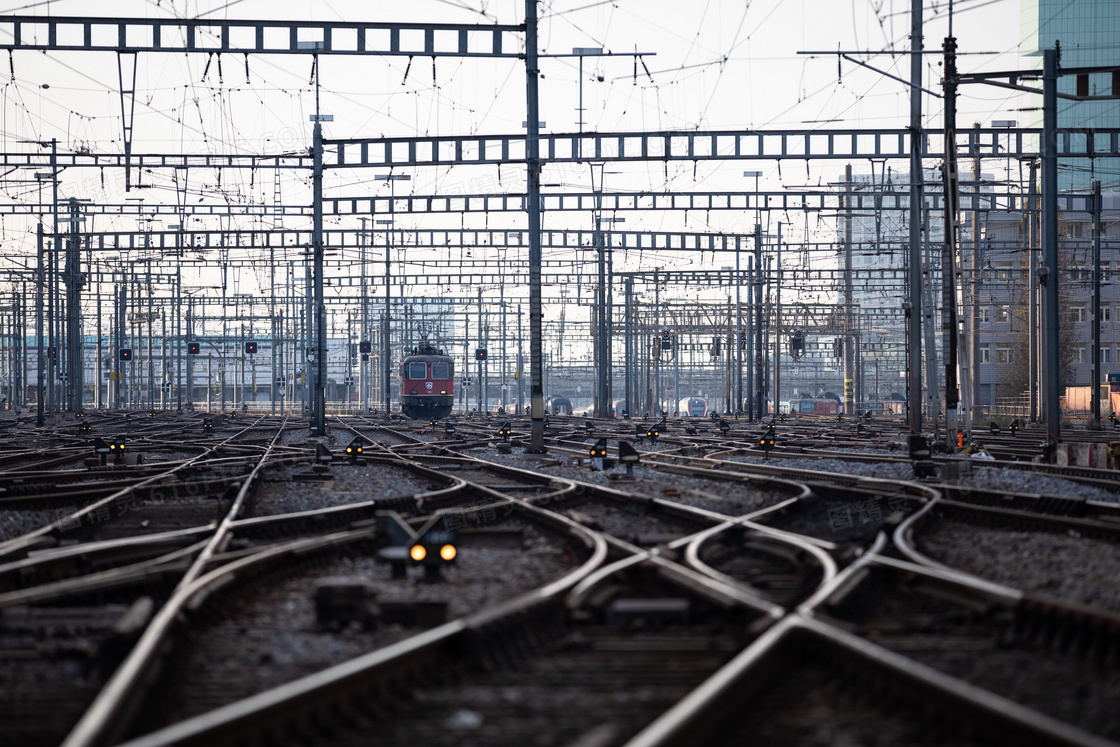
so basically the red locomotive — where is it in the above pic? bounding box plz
[785,397,840,415]
[399,341,454,420]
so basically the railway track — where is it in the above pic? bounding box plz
[1,411,1118,746]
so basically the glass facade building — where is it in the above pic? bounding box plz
[1020,0,1120,191]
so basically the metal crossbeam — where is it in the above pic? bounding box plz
[324,128,1120,168]
[0,16,522,57]
[319,267,927,288]
[72,227,758,252]
[2,128,1118,170]
[329,189,1016,215]
[0,203,312,217]
[0,151,306,169]
[0,190,1096,217]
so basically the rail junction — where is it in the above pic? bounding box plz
[0,1,1119,745]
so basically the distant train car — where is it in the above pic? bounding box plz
[678,396,708,417]
[399,342,454,420]
[786,397,839,415]
[548,396,573,416]
[613,400,628,418]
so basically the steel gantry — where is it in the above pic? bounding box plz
[3,10,1120,459]
[0,127,1118,170]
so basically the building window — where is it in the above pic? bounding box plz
[1075,346,1085,364]
[979,345,990,364]
[1101,305,1112,323]
[1072,306,1086,323]
[994,306,1009,323]
[979,306,992,324]
[1104,347,1113,365]
[996,346,1012,364]
[993,261,1014,281]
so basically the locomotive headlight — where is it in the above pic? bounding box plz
[409,545,427,562]
[441,390,447,395]
[440,544,457,561]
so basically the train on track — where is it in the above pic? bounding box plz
[547,396,574,416]
[784,397,840,415]
[399,342,454,420]
[678,396,709,417]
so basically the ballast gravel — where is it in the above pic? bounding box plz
[138,520,578,731]
[253,462,447,516]
[918,518,1120,613]
[459,447,793,516]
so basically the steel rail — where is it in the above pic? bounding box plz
[626,565,1108,747]
[0,417,278,562]
[110,498,609,747]
[61,417,288,747]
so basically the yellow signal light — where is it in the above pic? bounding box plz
[440,544,457,561]
[409,545,427,562]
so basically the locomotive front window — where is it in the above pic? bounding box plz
[431,362,451,380]
[407,362,427,380]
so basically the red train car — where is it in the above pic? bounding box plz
[399,342,454,420]
[786,397,839,415]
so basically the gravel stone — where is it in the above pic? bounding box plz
[140,521,577,730]
[252,462,445,516]
[919,519,1120,613]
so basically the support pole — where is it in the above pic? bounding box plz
[95,286,101,410]
[1028,159,1039,421]
[844,165,855,416]
[969,121,982,423]
[735,238,743,414]
[311,85,326,434]
[186,299,193,411]
[517,304,524,414]
[625,278,633,417]
[49,138,59,416]
[36,224,44,426]
[775,222,783,414]
[270,245,276,416]
[118,285,127,410]
[907,0,924,434]
[594,170,609,417]
[64,199,83,413]
[175,266,182,413]
[1041,47,1060,446]
[477,288,484,412]
[525,0,545,451]
[1090,179,1102,423]
[754,226,764,419]
[359,218,368,413]
[941,35,961,449]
